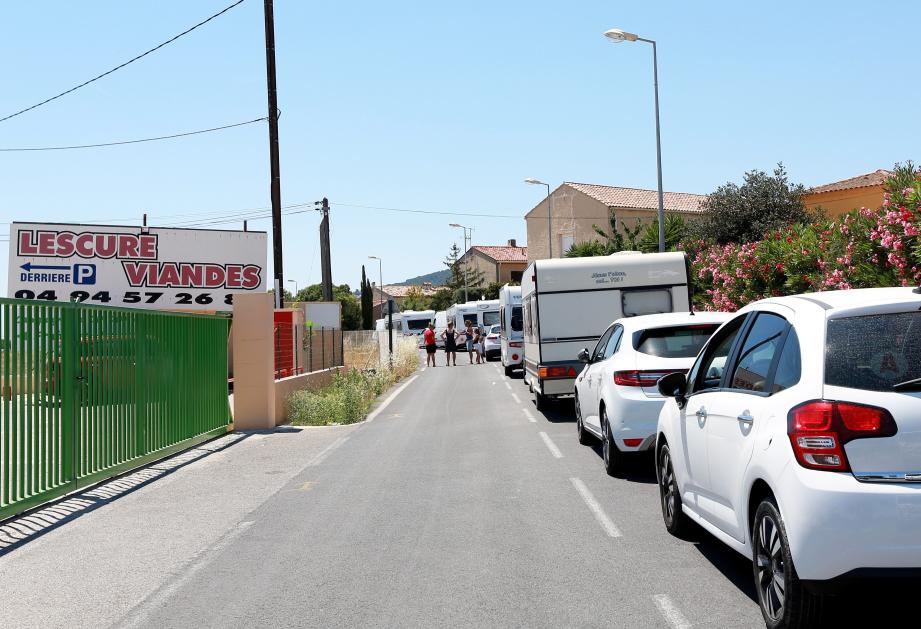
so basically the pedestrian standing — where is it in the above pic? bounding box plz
[463,319,477,364]
[441,321,459,366]
[423,322,438,367]
[473,325,484,364]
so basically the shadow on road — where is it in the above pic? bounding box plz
[0,432,252,558]
[532,398,576,424]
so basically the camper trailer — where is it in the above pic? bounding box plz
[499,285,523,376]
[446,302,479,330]
[400,309,436,346]
[521,251,691,409]
[433,310,448,348]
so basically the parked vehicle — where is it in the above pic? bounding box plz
[655,287,921,628]
[400,309,435,346]
[574,311,731,475]
[373,316,403,336]
[521,251,692,410]
[499,284,523,376]
[476,299,501,329]
[483,324,502,360]
[447,302,479,331]
[433,310,448,348]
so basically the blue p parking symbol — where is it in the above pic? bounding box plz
[73,264,97,285]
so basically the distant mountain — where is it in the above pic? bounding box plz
[396,268,450,286]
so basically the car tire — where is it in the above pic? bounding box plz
[504,364,514,377]
[575,393,594,445]
[657,442,692,537]
[534,388,547,412]
[753,498,824,629]
[601,409,626,477]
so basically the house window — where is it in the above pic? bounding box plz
[510,270,523,282]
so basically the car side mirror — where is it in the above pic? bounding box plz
[658,372,688,408]
[577,348,591,363]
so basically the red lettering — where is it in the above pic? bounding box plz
[19,231,37,255]
[138,235,157,259]
[204,265,224,288]
[95,234,116,258]
[158,263,181,287]
[75,234,94,257]
[241,266,261,289]
[117,235,139,258]
[226,265,242,288]
[122,261,155,286]
[57,232,75,257]
[179,264,204,287]
[38,231,55,255]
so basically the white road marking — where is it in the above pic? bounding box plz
[652,594,691,629]
[118,520,254,628]
[511,392,521,404]
[504,381,512,391]
[365,375,418,423]
[538,432,563,458]
[420,367,427,372]
[308,436,350,466]
[570,477,622,538]
[522,409,537,423]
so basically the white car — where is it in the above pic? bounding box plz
[483,324,501,360]
[573,312,732,476]
[655,287,921,628]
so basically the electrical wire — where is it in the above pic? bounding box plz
[0,0,247,124]
[0,117,266,151]
[329,202,519,219]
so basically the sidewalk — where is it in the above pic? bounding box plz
[0,422,360,629]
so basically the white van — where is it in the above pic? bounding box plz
[499,285,523,376]
[373,316,403,340]
[433,310,448,348]
[400,309,435,345]
[521,251,691,409]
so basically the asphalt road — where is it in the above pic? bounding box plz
[2,353,916,628]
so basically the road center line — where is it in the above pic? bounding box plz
[569,477,622,538]
[365,375,418,423]
[538,431,563,458]
[652,594,691,629]
[504,381,512,390]
[522,409,537,423]
[511,392,521,404]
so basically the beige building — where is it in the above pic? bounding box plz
[804,169,891,218]
[524,182,706,261]
[458,240,528,286]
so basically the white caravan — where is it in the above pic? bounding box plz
[447,302,479,330]
[433,310,448,348]
[521,251,691,410]
[499,285,523,376]
[476,299,501,329]
[400,309,435,345]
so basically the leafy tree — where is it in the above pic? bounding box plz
[565,240,614,257]
[697,162,816,244]
[295,283,362,330]
[401,286,432,311]
[441,242,487,302]
[429,288,455,312]
[637,214,689,253]
[360,266,373,329]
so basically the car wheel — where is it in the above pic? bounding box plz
[753,498,824,629]
[534,388,547,412]
[601,409,626,477]
[575,393,593,445]
[657,443,691,537]
[504,364,514,377]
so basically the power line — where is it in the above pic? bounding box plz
[0,0,247,124]
[0,116,266,151]
[330,202,519,219]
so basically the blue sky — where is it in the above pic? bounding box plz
[1,0,918,295]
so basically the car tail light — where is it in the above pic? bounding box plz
[511,353,519,360]
[614,370,682,387]
[509,342,523,348]
[539,365,577,379]
[788,400,898,472]
[623,438,643,447]
[487,334,498,339]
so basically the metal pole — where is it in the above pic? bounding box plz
[544,183,552,258]
[387,299,394,367]
[263,0,284,308]
[377,258,383,318]
[647,39,666,253]
[320,198,333,301]
[463,228,470,302]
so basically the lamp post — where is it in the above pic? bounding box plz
[287,279,298,299]
[448,223,472,302]
[368,255,383,316]
[604,28,666,253]
[525,178,553,258]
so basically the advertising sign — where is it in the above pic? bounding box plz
[7,222,267,311]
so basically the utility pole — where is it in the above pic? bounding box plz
[264,0,284,308]
[319,197,333,301]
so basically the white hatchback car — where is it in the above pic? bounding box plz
[573,311,732,476]
[655,287,921,628]
[483,324,501,360]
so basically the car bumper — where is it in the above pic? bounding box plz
[778,465,921,581]
[607,395,666,451]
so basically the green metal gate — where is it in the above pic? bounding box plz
[0,298,231,520]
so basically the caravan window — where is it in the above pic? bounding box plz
[482,311,500,327]
[622,289,672,317]
[511,305,523,332]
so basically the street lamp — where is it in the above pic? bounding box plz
[525,178,553,258]
[449,223,472,302]
[287,279,298,298]
[604,27,666,253]
[368,255,383,314]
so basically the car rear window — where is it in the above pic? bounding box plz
[634,324,721,358]
[406,319,429,331]
[825,312,921,392]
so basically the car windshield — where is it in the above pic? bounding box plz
[634,324,721,358]
[825,311,921,391]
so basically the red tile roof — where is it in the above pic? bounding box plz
[380,284,441,298]
[563,182,706,213]
[808,169,892,195]
[470,245,528,262]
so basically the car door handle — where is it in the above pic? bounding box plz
[737,411,754,424]
[695,407,707,420]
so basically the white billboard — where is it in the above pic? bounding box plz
[7,222,267,311]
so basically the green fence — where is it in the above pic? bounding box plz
[0,298,231,520]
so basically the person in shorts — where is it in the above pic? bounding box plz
[463,320,477,364]
[423,322,438,367]
[441,321,459,366]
